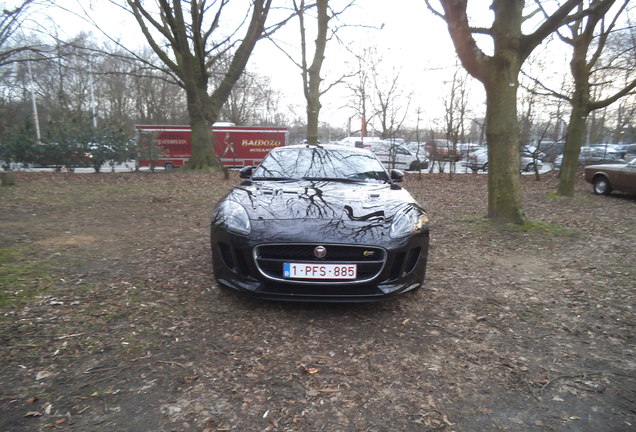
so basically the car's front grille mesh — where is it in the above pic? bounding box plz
[254,244,386,284]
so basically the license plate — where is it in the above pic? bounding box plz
[283,263,357,280]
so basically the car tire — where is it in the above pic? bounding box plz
[164,162,174,172]
[593,176,612,195]
[409,161,420,171]
[524,163,535,172]
[482,163,488,172]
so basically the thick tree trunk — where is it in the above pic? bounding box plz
[485,76,525,224]
[185,116,221,171]
[557,29,592,196]
[182,66,222,172]
[435,0,585,222]
[558,106,588,196]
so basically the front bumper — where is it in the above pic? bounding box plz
[211,224,429,302]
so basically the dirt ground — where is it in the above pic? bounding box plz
[0,171,634,432]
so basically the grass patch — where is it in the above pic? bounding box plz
[508,220,574,236]
[457,216,575,238]
[546,192,567,199]
[0,248,54,309]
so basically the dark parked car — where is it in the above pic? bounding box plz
[457,143,482,157]
[554,147,625,169]
[211,144,430,302]
[425,139,461,161]
[590,143,622,157]
[617,143,636,161]
[584,159,636,195]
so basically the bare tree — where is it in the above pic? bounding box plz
[425,0,587,224]
[371,66,412,141]
[442,66,470,179]
[612,95,635,143]
[296,0,328,145]
[517,80,545,180]
[550,0,635,196]
[271,0,355,145]
[220,69,272,125]
[347,48,375,139]
[0,0,37,67]
[124,0,276,171]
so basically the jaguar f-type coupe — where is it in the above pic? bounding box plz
[211,144,430,302]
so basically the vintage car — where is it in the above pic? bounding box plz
[584,159,636,195]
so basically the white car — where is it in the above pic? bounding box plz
[462,148,542,172]
[370,141,429,171]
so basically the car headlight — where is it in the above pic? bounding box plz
[390,206,429,238]
[221,200,251,235]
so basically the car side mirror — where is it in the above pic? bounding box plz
[390,169,404,182]
[239,166,253,179]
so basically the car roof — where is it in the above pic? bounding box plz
[278,143,374,156]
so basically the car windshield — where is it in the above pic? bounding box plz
[252,146,391,183]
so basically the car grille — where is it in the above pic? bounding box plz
[254,243,386,284]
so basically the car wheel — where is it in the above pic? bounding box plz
[482,163,488,172]
[409,161,420,171]
[164,162,174,172]
[524,163,535,172]
[593,176,612,195]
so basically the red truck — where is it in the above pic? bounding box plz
[135,124,288,170]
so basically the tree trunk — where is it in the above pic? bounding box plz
[557,18,593,196]
[306,96,321,145]
[558,105,588,196]
[182,67,222,172]
[478,0,526,224]
[485,75,525,224]
[1,172,16,186]
[185,116,221,171]
[302,0,328,146]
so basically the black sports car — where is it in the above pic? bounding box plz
[211,144,430,302]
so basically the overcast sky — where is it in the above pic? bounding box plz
[24,0,488,133]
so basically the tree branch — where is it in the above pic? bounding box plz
[430,0,490,83]
[125,0,181,78]
[589,77,636,111]
[522,0,587,59]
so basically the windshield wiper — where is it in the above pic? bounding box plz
[301,177,364,183]
[251,177,297,181]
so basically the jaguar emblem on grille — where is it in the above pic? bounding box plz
[314,246,327,258]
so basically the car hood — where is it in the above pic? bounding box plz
[224,179,418,223]
[585,163,627,170]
